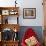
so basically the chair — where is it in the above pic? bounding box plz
[21,28,41,46]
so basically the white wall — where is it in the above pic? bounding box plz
[18,0,44,26]
[0,0,44,26]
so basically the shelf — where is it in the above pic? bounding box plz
[0,7,19,16]
[0,7,20,46]
[0,7,19,24]
[0,24,20,32]
[1,40,19,46]
[2,40,19,43]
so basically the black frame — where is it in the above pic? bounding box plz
[23,8,36,19]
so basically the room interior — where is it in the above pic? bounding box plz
[0,0,45,46]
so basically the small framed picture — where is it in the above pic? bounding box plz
[23,8,36,19]
[2,10,9,15]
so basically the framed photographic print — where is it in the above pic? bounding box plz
[2,10,9,15]
[23,8,36,19]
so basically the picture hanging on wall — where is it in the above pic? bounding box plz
[23,8,36,19]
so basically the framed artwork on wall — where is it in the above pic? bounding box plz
[23,8,36,19]
[2,10,9,15]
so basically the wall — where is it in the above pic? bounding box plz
[0,0,44,26]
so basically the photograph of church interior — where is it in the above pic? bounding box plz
[0,0,46,46]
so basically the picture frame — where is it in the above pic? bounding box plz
[2,10,9,15]
[23,8,36,19]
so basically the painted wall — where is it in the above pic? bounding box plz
[19,0,44,26]
[0,0,44,26]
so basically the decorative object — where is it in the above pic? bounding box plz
[9,10,18,15]
[23,8,36,19]
[15,0,17,7]
[25,36,38,46]
[13,32,18,41]
[13,28,18,40]
[2,28,13,41]
[2,10,9,15]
